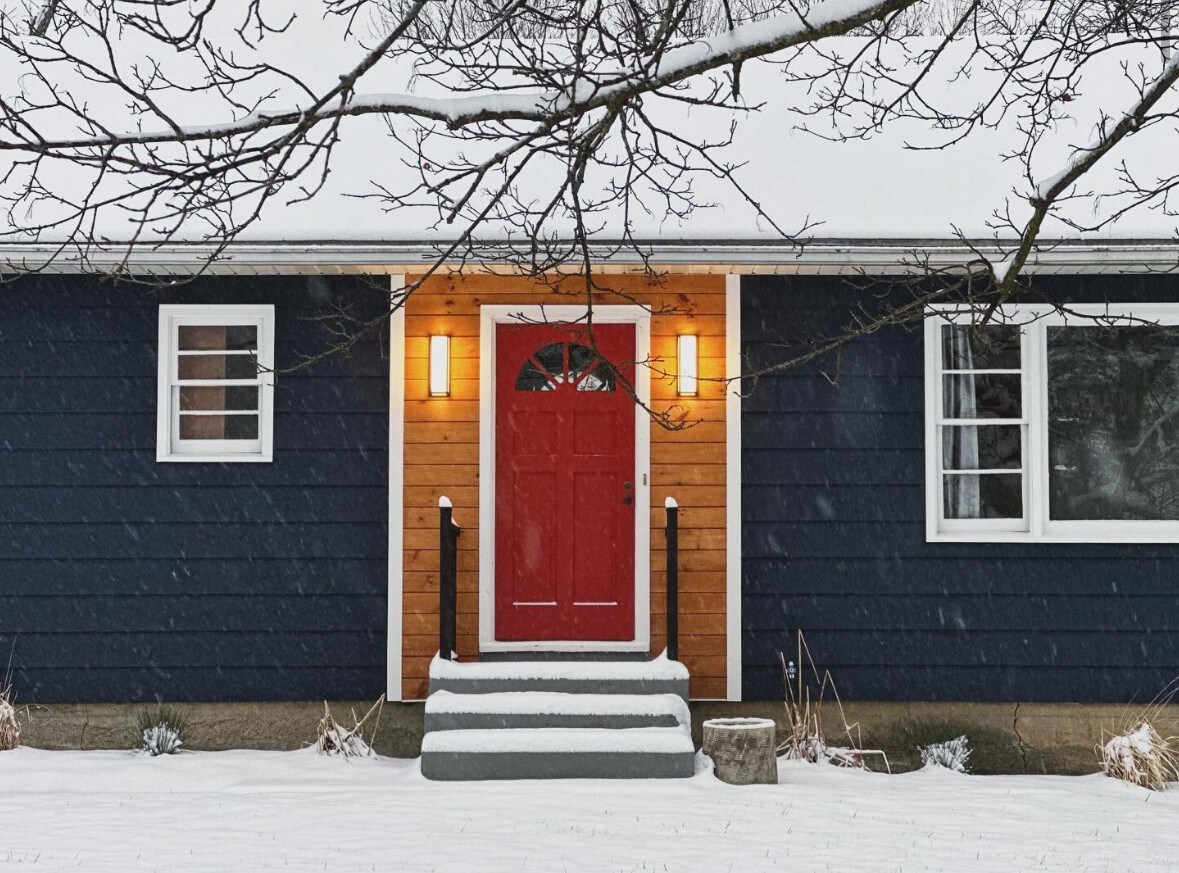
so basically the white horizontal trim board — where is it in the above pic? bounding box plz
[7,241,1179,275]
[925,303,1179,543]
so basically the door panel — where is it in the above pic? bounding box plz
[495,322,636,641]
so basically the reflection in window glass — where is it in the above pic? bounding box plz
[942,425,1022,471]
[1048,326,1179,520]
[941,324,1021,370]
[942,374,1021,419]
[943,473,1023,519]
[516,357,556,391]
[515,342,615,392]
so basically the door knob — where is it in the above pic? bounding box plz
[622,481,633,505]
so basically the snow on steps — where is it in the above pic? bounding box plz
[425,690,691,731]
[420,727,696,781]
[427,653,690,700]
[422,655,696,780]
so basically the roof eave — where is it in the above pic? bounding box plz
[1,239,1177,276]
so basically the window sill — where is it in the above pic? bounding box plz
[157,452,273,464]
[928,530,1179,544]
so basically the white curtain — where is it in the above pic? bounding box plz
[945,328,981,518]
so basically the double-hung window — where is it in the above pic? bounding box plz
[926,304,1179,542]
[156,304,275,462]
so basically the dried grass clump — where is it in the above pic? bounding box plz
[1,644,22,751]
[315,696,385,758]
[1099,677,1179,792]
[920,735,972,773]
[778,632,890,772]
[135,704,189,756]
[1100,722,1178,791]
[0,684,20,751]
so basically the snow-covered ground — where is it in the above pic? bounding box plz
[2,748,1176,872]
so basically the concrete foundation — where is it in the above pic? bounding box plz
[691,701,1179,775]
[13,699,1177,775]
[16,701,424,759]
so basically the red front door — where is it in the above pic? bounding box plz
[495,322,636,641]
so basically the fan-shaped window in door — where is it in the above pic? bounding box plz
[515,342,616,392]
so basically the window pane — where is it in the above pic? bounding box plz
[941,324,1021,370]
[943,474,1023,519]
[179,324,257,351]
[178,353,259,380]
[942,425,1021,471]
[534,343,565,380]
[516,358,556,391]
[179,386,259,412]
[942,374,1021,419]
[576,365,615,391]
[179,414,260,441]
[568,344,615,391]
[1049,325,1179,520]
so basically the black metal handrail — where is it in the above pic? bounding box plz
[439,496,461,661]
[665,496,679,662]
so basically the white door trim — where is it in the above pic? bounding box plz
[387,276,406,701]
[478,304,652,653]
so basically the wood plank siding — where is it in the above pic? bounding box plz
[401,274,728,699]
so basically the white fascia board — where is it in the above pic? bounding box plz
[4,240,1179,275]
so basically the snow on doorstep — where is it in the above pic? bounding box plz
[425,691,690,723]
[421,727,694,755]
[1,748,1177,872]
[428,653,690,682]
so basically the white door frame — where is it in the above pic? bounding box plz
[478,304,652,653]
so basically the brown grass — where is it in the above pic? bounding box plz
[315,696,386,758]
[0,684,19,751]
[777,632,889,772]
[1099,677,1179,791]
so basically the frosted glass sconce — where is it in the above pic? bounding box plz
[678,334,698,397]
[429,335,450,397]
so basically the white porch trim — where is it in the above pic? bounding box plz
[477,304,653,654]
[725,275,743,701]
[387,276,406,702]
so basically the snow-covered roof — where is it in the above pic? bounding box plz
[1,3,1177,271]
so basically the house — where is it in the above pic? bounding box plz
[3,29,1178,776]
[4,246,1179,775]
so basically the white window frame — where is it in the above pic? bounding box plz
[926,303,1179,543]
[156,304,276,463]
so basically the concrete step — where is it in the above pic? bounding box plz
[424,690,690,732]
[428,654,690,700]
[420,726,696,781]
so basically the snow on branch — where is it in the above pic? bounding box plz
[0,0,1177,392]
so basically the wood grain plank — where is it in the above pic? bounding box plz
[400,273,728,697]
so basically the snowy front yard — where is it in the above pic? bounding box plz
[2,749,1176,872]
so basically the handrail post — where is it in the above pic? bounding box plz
[665,496,679,662]
[439,496,460,661]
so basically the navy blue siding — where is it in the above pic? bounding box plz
[0,275,389,703]
[742,275,1179,702]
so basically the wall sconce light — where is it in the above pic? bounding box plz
[677,334,698,397]
[429,335,450,397]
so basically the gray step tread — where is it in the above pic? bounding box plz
[421,726,694,755]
